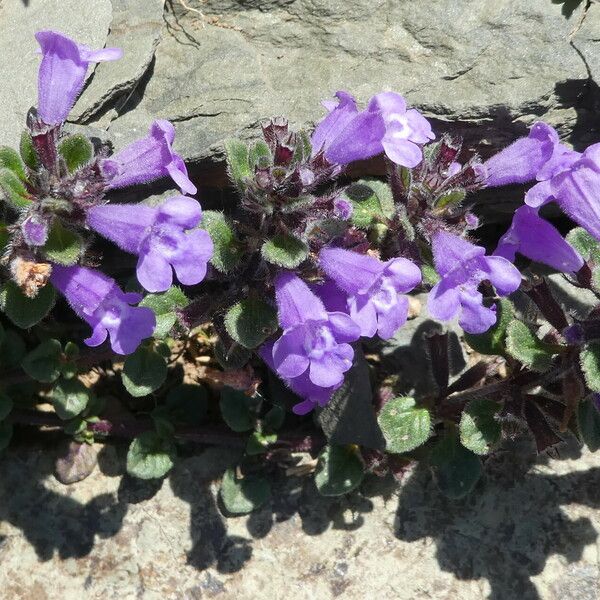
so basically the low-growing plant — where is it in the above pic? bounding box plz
[2,30,600,514]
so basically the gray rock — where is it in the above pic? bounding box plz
[95,0,600,167]
[70,0,166,124]
[0,0,113,148]
[2,438,600,598]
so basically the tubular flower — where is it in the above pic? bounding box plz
[260,272,361,415]
[428,231,521,334]
[319,247,421,339]
[495,206,583,274]
[50,264,155,355]
[532,144,600,241]
[484,122,566,187]
[36,30,122,126]
[311,90,434,168]
[87,195,213,293]
[100,120,197,195]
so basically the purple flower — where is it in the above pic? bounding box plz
[87,195,213,293]
[367,92,435,167]
[100,120,197,195]
[36,30,122,126]
[428,231,521,334]
[50,264,155,355]
[21,214,48,246]
[319,247,421,339]
[495,206,583,274]
[311,90,434,167]
[311,91,386,165]
[260,272,361,415]
[529,143,600,241]
[484,122,567,187]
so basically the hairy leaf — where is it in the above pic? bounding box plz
[459,398,501,455]
[315,444,365,497]
[261,234,309,268]
[0,281,55,329]
[219,468,271,514]
[122,346,167,397]
[506,321,556,372]
[201,210,242,273]
[430,430,482,499]
[224,298,278,349]
[21,338,62,383]
[378,397,431,454]
[127,431,176,480]
[51,378,91,420]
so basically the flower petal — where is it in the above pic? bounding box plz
[428,279,460,322]
[136,249,173,293]
[156,195,202,228]
[170,229,213,286]
[482,256,522,296]
[376,295,409,339]
[458,289,497,334]
[275,272,327,329]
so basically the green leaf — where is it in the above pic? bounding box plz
[0,280,55,328]
[21,338,63,383]
[459,398,501,455]
[122,346,168,397]
[581,343,600,393]
[377,397,431,454]
[214,338,252,370]
[249,140,271,169]
[506,321,556,372]
[166,384,208,425]
[578,395,600,452]
[566,227,600,260]
[0,421,13,452]
[0,167,31,209]
[51,378,91,420]
[261,234,309,268]
[0,328,26,368]
[58,134,93,173]
[430,430,482,499]
[126,431,176,480]
[246,431,277,455]
[219,467,271,515]
[464,299,513,355]
[220,386,254,432]
[435,188,466,210]
[0,146,26,181]
[42,219,83,265]
[224,138,251,189]
[264,404,285,430]
[201,210,242,273]
[224,297,278,349]
[344,179,392,228]
[139,286,188,338]
[19,131,39,170]
[0,393,13,422]
[315,444,365,497]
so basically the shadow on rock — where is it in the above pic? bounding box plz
[0,439,128,561]
[169,446,254,573]
[394,438,600,600]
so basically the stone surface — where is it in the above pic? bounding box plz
[87,0,600,167]
[0,0,113,148]
[1,437,600,599]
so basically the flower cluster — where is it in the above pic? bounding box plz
[3,29,599,423]
[0,31,211,354]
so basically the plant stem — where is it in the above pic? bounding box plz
[9,409,326,453]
